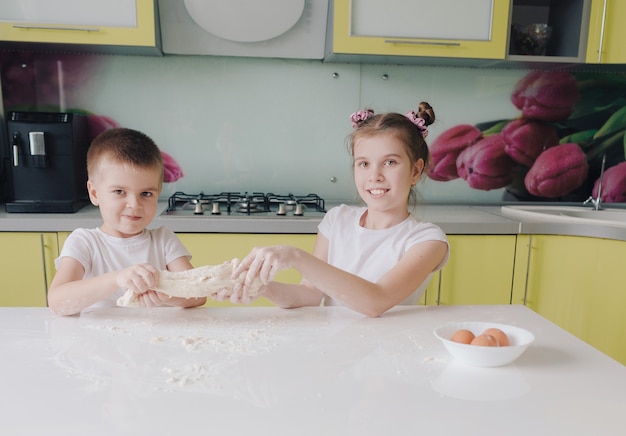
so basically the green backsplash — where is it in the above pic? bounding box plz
[2,52,625,204]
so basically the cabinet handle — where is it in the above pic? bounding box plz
[523,235,533,306]
[597,0,609,63]
[12,24,100,32]
[384,39,461,47]
[39,234,50,296]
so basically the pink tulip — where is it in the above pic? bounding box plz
[525,143,588,198]
[511,71,579,122]
[456,134,516,190]
[162,151,184,183]
[501,118,559,167]
[593,161,626,203]
[428,124,482,181]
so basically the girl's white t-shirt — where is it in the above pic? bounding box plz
[55,226,191,310]
[318,204,449,306]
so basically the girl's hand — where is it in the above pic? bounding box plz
[135,290,172,307]
[233,245,296,288]
[116,263,159,295]
[210,282,269,305]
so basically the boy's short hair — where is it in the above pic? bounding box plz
[87,128,164,185]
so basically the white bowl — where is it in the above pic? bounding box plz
[433,321,535,367]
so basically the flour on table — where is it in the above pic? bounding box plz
[117,258,262,307]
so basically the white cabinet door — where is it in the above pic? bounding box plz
[351,0,495,41]
[0,0,137,28]
[0,0,159,54]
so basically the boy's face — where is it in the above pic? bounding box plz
[87,157,162,238]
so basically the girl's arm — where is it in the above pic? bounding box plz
[260,234,329,308]
[235,234,448,317]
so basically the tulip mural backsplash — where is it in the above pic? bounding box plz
[429,71,626,203]
[1,51,626,204]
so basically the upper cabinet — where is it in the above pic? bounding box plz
[158,0,329,59]
[325,0,511,63]
[325,0,621,68]
[585,0,626,64]
[0,0,161,55]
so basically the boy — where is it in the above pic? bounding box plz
[48,128,205,315]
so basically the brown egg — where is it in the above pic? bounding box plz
[470,334,499,347]
[482,328,510,346]
[450,329,475,344]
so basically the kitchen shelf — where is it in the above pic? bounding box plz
[507,0,591,63]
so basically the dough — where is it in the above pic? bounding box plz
[116,259,262,307]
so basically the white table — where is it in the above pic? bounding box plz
[1,305,624,436]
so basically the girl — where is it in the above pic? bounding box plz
[220,103,449,317]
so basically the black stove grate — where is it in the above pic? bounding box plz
[166,192,326,215]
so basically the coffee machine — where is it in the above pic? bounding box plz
[3,111,90,213]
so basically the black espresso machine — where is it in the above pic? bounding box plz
[3,111,90,213]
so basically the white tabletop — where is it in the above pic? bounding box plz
[1,305,624,436]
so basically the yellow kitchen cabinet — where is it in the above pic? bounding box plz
[0,232,58,307]
[586,0,626,63]
[326,0,511,61]
[177,233,316,307]
[57,231,70,248]
[427,235,517,306]
[0,0,160,54]
[524,235,626,365]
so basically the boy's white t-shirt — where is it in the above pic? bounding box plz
[318,205,449,306]
[55,226,191,310]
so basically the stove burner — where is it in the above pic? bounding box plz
[210,202,221,215]
[236,199,263,213]
[166,191,326,217]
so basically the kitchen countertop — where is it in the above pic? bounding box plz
[1,201,626,240]
[0,201,520,234]
[1,305,624,436]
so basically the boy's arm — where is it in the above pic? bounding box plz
[48,257,160,316]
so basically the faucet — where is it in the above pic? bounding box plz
[583,154,606,211]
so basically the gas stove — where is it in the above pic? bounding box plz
[161,192,327,218]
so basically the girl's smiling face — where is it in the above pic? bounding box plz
[87,158,162,238]
[353,132,423,215]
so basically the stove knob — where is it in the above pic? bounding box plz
[211,202,221,215]
[277,203,287,216]
[194,202,204,215]
[294,204,304,216]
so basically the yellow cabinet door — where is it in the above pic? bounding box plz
[328,0,511,60]
[177,234,316,307]
[428,235,517,306]
[0,232,58,307]
[0,0,158,51]
[525,235,626,365]
[586,0,626,63]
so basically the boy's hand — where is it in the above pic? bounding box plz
[116,263,159,295]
